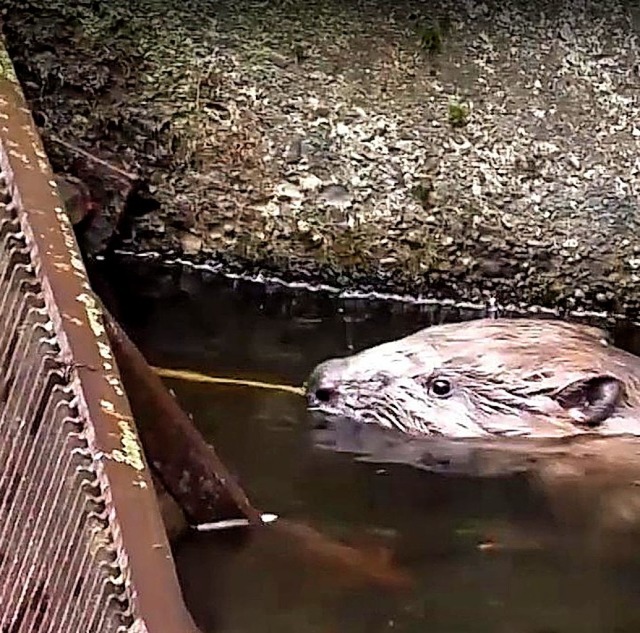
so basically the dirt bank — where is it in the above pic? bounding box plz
[3,0,640,318]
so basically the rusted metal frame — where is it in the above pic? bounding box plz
[0,169,116,631]
[0,168,135,633]
[0,68,198,632]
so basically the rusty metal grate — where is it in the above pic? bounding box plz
[0,45,198,633]
[0,181,127,631]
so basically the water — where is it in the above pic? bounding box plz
[94,258,640,633]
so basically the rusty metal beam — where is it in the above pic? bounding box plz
[0,40,200,632]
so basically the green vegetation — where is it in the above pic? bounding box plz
[0,40,18,83]
[448,99,470,127]
[411,181,434,209]
[416,16,452,54]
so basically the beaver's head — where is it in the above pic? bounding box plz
[306,318,640,439]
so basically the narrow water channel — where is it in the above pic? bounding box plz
[95,257,640,633]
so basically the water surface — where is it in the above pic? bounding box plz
[96,259,640,633]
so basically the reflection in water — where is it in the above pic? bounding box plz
[95,258,640,633]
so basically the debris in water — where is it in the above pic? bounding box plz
[194,513,279,532]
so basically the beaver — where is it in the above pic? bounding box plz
[306,318,640,439]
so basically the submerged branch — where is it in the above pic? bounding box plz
[153,366,305,396]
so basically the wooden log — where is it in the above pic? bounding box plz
[101,303,264,528]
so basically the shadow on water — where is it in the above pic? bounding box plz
[93,257,640,633]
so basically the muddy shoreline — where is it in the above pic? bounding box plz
[4,0,640,319]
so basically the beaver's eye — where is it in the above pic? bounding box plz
[430,378,452,398]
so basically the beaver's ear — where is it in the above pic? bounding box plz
[553,376,622,427]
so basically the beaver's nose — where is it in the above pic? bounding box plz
[314,386,335,403]
[306,358,348,404]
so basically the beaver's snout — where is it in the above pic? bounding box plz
[305,358,348,407]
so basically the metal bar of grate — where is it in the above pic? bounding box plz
[0,44,199,633]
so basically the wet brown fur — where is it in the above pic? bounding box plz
[307,318,640,438]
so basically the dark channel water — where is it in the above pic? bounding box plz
[94,258,640,633]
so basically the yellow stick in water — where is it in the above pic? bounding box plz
[152,366,306,396]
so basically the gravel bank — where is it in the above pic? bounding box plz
[4,0,640,318]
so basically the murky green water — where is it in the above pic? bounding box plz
[95,258,640,633]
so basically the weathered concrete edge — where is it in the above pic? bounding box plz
[113,246,640,328]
